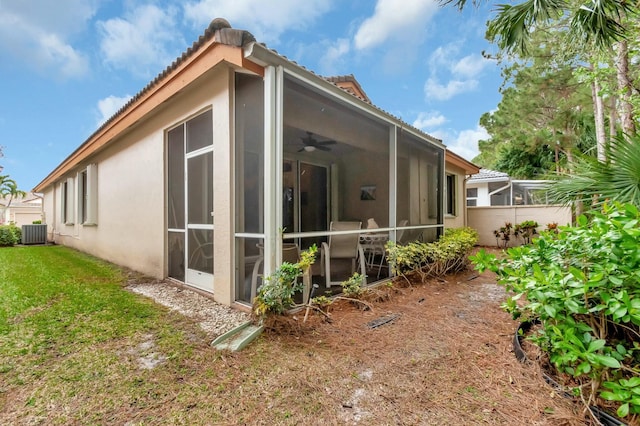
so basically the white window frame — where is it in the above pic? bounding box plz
[62,177,75,225]
[466,187,478,207]
[83,164,98,225]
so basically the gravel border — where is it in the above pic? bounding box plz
[126,280,250,338]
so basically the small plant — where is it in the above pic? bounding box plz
[341,272,366,298]
[32,220,42,224]
[310,295,332,310]
[253,245,317,317]
[493,222,512,248]
[513,220,538,245]
[0,224,21,247]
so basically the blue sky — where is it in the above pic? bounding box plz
[0,0,502,191]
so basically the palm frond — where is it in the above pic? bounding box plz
[570,0,629,48]
[487,0,567,54]
[546,134,640,207]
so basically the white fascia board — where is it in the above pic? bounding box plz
[468,176,510,184]
[243,43,445,151]
[512,180,553,185]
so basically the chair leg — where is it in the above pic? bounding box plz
[357,244,367,285]
[250,257,263,302]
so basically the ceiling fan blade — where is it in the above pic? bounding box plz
[315,145,331,151]
[317,140,336,146]
[297,147,305,152]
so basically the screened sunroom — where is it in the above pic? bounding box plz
[233,46,445,306]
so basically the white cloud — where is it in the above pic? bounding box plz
[0,0,95,77]
[319,38,351,74]
[424,77,478,101]
[423,44,491,100]
[98,5,182,77]
[353,0,438,50]
[413,111,447,130]
[183,0,333,44]
[451,54,490,78]
[431,125,489,161]
[96,95,133,126]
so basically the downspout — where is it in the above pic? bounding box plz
[463,174,472,227]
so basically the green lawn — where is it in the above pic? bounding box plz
[0,245,219,424]
[0,246,339,425]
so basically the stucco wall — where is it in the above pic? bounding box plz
[468,205,572,246]
[42,66,232,296]
[444,163,467,229]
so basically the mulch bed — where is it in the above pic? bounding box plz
[257,266,589,425]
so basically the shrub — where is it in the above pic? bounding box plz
[253,245,317,317]
[493,220,539,247]
[0,224,21,247]
[32,220,42,224]
[513,220,538,244]
[341,272,366,298]
[386,227,478,283]
[471,203,640,420]
[493,222,513,248]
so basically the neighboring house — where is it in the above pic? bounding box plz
[466,169,552,207]
[0,193,43,226]
[34,19,474,308]
[466,169,572,246]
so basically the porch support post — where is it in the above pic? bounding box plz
[263,65,284,278]
[389,125,397,241]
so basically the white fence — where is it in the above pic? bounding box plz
[467,205,572,247]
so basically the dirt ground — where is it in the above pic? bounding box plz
[250,265,591,425]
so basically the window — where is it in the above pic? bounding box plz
[61,177,74,225]
[78,170,87,224]
[446,174,456,216]
[77,164,98,225]
[466,187,478,207]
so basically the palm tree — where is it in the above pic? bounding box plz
[443,0,633,54]
[545,133,640,207]
[0,176,27,223]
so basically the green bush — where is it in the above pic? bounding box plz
[253,245,317,317]
[341,272,366,298]
[0,224,21,247]
[471,203,640,420]
[386,227,478,282]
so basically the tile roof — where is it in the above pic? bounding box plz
[92,18,255,143]
[324,74,371,103]
[468,168,510,182]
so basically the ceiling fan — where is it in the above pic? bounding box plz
[298,131,337,152]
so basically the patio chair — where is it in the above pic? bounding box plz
[359,218,389,279]
[250,242,300,301]
[321,221,367,288]
[396,219,409,244]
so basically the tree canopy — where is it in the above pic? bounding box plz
[443,0,635,54]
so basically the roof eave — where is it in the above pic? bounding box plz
[445,150,480,174]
